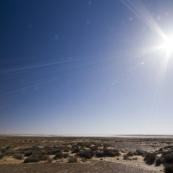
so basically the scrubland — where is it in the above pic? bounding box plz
[0,136,173,172]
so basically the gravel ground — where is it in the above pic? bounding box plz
[0,161,161,173]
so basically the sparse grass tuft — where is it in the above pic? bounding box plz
[68,156,78,163]
[47,158,53,163]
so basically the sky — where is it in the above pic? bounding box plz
[0,0,173,136]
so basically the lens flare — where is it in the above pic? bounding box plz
[162,35,173,54]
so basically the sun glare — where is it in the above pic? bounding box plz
[162,35,173,54]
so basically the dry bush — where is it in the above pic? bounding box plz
[54,151,68,159]
[90,145,99,151]
[24,151,32,156]
[47,158,53,163]
[71,148,80,153]
[162,152,173,164]
[81,157,87,162]
[68,156,78,163]
[0,154,4,159]
[164,164,173,173]
[39,154,50,161]
[124,151,134,160]
[95,151,104,157]
[13,154,23,160]
[103,149,119,157]
[134,150,145,156]
[0,148,7,153]
[77,150,94,159]
[47,149,61,155]
[24,156,39,163]
[31,146,40,150]
[63,148,69,152]
[155,157,162,166]
[54,152,63,159]
[144,153,156,165]
[63,153,69,158]
[96,149,120,158]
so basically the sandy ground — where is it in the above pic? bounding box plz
[0,161,162,173]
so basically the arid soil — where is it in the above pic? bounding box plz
[0,161,160,173]
[0,136,173,173]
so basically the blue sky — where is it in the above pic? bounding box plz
[0,0,173,135]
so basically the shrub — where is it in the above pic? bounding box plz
[155,157,162,166]
[144,153,156,165]
[5,150,15,156]
[6,146,11,150]
[104,149,120,157]
[13,154,23,160]
[135,150,145,156]
[24,151,32,157]
[96,149,120,158]
[44,146,52,150]
[124,151,134,160]
[81,157,87,162]
[47,158,53,163]
[24,157,39,163]
[90,146,98,151]
[32,146,40,150]
[1,148,7,153]
[164,164,173,173]
[96,151,105,157]
[54,152,63,159]
[68,156,78,163]
[162,152,173,164]
[39,154,49,161]
[71,148,80,153]
[63,148,69,152]
[0,154,4,159]
[63,153,69,158]
[47,149,61,155]
[77,150,94,159]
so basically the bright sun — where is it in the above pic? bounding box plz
[162,35,173,54]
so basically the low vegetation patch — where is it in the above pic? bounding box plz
[68,156,78,163]
[144,153,156,165]
[13,153,23,160]
[24,151,32,157]
[38,154,50,161]
[77,150,94,159]
[24,156,39,163]
[0,154,4,159]
[96,149,120,158]
[164,164,173,173]
[124,151,134,160]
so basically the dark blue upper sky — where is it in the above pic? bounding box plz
[0,0,173,135]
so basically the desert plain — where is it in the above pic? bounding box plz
[0,135,173,173]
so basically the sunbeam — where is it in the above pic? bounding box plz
[120,0,167,39]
